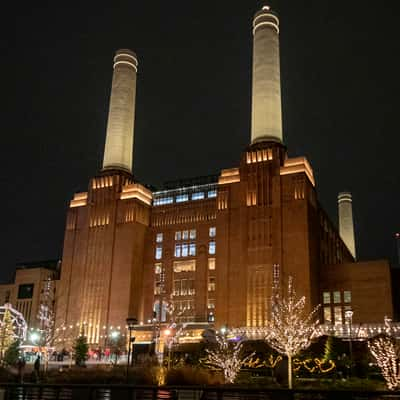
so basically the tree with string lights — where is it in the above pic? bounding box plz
[264,276,320,389]
[0,308,16,360]
[35,277,65,371]
[368,321,400,391]
[204,332,254,383]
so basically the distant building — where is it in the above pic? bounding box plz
[0,260,59,328]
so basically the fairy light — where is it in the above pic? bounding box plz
[264,276,320,389]
[203,333,254,383]
[0,303,27,343]
[368,320,400,391]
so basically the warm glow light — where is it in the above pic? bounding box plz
[219,168,240,185]
[121,183,153,205]
[70,192,88,208]
[113,60,138,71]
[30,332,40,343]
[164,329,171,336]
[253,21,279,35]
[280,157,315,187]
[110,331,120,339]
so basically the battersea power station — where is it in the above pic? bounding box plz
[3,5,395,347]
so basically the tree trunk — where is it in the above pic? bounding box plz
[288,355,292,389]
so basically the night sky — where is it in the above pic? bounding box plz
[4,1,399,283]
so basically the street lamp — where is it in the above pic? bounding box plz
[164,329,172,369]
[345,309,354,377]
[126,317,137,369]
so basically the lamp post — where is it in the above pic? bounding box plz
[345,310,354,377]
[164,329,172,369]
[126,317,137,379]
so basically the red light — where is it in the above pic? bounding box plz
[396,233,400,238]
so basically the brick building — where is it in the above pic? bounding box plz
[6,5,394,346]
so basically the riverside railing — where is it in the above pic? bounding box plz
[0,384,399,400]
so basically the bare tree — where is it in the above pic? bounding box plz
[264,277,320,389]
[368,320,400,391]
[204,333,254,383]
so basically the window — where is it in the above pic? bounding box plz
[154,282,162,295]
[208,190,217,198]
[173,260,196,273]
[154,197,173,206]
[189,243,196,256]
[174,244,181,258]
[209,227,216,237]
[208,299,215,309]
[208,277,216,291]
[175,243,196,258]
[323,292,331,304]
[209,241,216,255]
[187,280,195,295]
[182,230,189,240]
[333,291,341,304]
[175,231,182,241]
[155,246,162,260]
[190,229,196,239]
[192,192,205,200]
[156,233,163,243]
[324,307,332,323]
[155,263,162,274]
[334,306,342,324]
[176,194,189,203]
[208,258,216,270]
[173,280,180,296]
[180,279,188,295]
[344,291,352,303]
[18,284,34,299]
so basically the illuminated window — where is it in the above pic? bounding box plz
[187,280,195,295]
[333,291,341,304]
[173,280,180,296]
[174,244,181,257]
[208,190,217,198]
[208,277,216,291]
[155,246,162,260]
[190,229,196,239]
[175,231,182,241]
[155,263,162,274]
[209,241,216,255]
[154,197,173,206]
[180,279,188,295]
[324,307,332,323]
[182,230,189,240]
[334,306,342,324]
[156,233,163,243]
[154,282,162,295]
[192,192,205,200]
[189,243,196,256]
[323,292,331,304]
[208,299,215,309]
[176,194,189,203]
[209,227,216,237]
[208,258,216,270]
[182,243,188,257]
[173,260,196,273]
[344,291,351,303]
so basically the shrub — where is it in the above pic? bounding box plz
[166,366,223,385]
